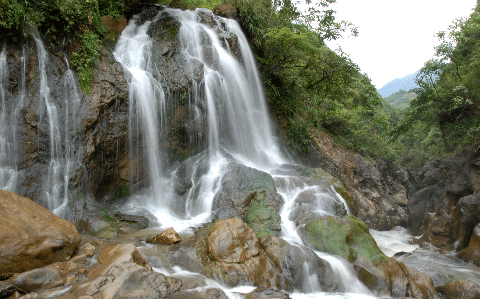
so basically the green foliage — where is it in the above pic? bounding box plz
[71,30,101,95]
[392,7,480,156]
[1,0,139,93]
[384,89,417,109]
[180,0,222,10]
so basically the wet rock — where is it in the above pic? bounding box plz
[302,215,442,298]
[197,218,282,289]
[458,222,480,266]
[147,227,182,245]
[207,218,259,263]
[435,280,480,299]
[67,200,118,238]
[59,243,182,298]
[10,267,63,293]
[79,243,97,257]
[302,215,385,263]
[0,190,80,275]
[212,164,283,226]
[244,288,290,299]
[69,253,87,264]
[82,46,132,202]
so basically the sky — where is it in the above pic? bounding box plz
[323,0,478,89]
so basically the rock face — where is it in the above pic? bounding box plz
[308,129,410,230]
[411,137,480,252]
[0,190,80,275]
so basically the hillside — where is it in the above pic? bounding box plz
[377,70,419,97]
[385,89,417,109]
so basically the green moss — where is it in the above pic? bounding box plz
[305,215,385,264]
[242,190,280,239]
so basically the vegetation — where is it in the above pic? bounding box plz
[3,0,479,171]
[391,3,480,165]
[0,0,140,94]
[385,89,417,109]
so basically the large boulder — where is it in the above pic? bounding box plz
[302,215,442,298]
[201,218,281,288]
[212,164,283,224]
[58,243,183,299]
[0,190,81,275]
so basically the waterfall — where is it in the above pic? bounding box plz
[113,7,287,229]
[0,45,25,192]
[32,36,81,216]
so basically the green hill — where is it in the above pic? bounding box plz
[385,90,417,109]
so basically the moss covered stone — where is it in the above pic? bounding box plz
[305,215,385,264]
[242,190,281,239]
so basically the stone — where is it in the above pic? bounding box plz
[212,164,283,222]
[58,243,181,299]
[146,227,182,245]
[67,200,118,238]
[435,280,480,299]
[0,190,81,275]
[458,223,480,266]
[302,215,385,263]
[69,254,87,264]
[79,243,96,257]
[10,267,63,293]
[65,275,79,286]
[244,288,291,299]
[207,218,259,263]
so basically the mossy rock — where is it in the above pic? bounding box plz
[304,215,385,264]
[312,168,358,215]
[242,190,281,239]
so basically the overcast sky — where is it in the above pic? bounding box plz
[324,0,477,88]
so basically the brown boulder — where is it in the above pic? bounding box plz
[0,190,81,275]
[207,218,259,263]
[59,243,183,299]
[202,218,281,288]
[146,227,182,245]
[435,280,480,299]
[458,223,480,266]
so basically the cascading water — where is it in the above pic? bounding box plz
[32,36,82,216]
[112,7,376,298]
[0,46,16,191]
[113,7,287,229]
[0,45,26,192]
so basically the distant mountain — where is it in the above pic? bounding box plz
[385,89,417,109]
[377,70,420,98]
